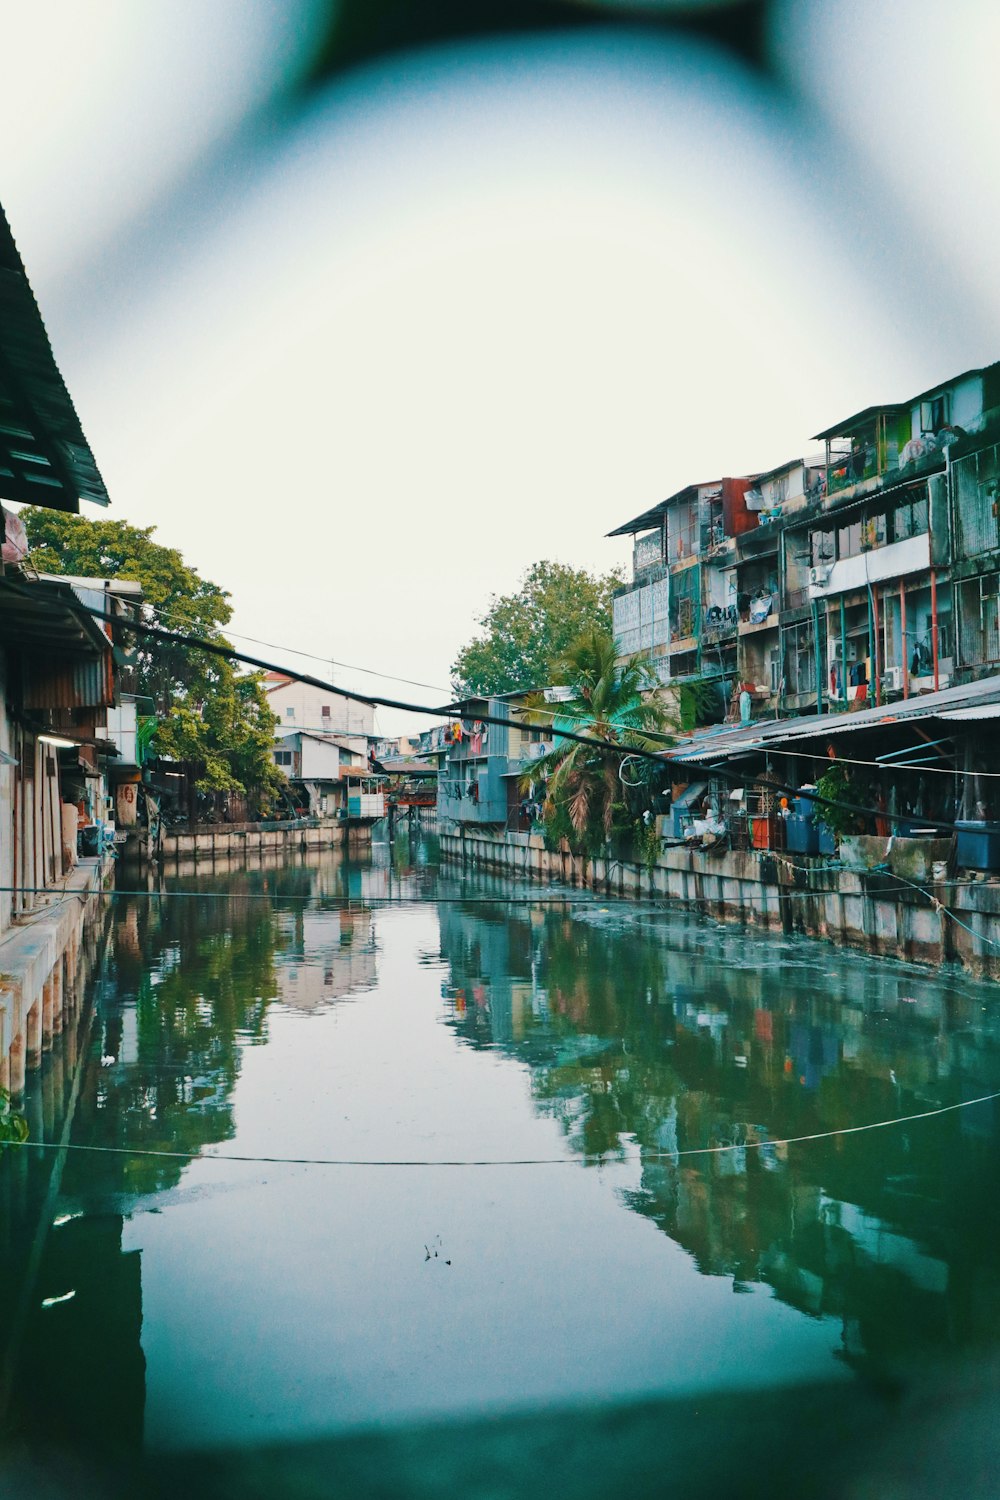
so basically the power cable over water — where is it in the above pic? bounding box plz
[40,583,989,837]
[14,1089,1000,1168]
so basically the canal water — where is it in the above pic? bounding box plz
[4,836,1000,1492]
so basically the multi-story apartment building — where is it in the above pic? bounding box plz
[263,672,375,748]
[609,477,757,715]
[612,360,1000,727]
[437,692,554,830]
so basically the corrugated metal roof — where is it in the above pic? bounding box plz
[21,651,114,711]
[938,704,1000,722]
[811,404,906,442]
[0,574,115,709]
[0,202,109,512]
[666,674,1000,764]
[811,362,1000,442]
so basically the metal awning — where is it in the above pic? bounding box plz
[0,574,111,656]
[938,705,1000,722]
[666,674,1000,764]
[0,204,109,512]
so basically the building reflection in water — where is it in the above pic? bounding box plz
[437,895,1000,1374]
[0,848,386,1461]
[5,851,1000,1466]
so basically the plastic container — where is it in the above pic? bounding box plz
[817,825,837,856]
[955,821,1000,871]
[785,816,819,855]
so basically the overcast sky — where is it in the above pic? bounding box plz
[2,0,998,736]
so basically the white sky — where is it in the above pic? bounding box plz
[2,0,998,735]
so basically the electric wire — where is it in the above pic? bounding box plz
[181,623,450,696]
[14,1088,1000,1168]
[756,742,1000,780]
[53,585,987,836]
[3,876,988,907]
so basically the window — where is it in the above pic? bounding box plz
[920,394,950,433]
[285,706,295,719]
[275,750,293,766]
[321,704,331,720]
[811,529,835,566]
[836,518,861,560]
[958,575,1000,665]
[860,512,886,550]
[892,493,929,541]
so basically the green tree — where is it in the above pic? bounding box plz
[520,625,672,855]
[20,508,284,809]
[451,560,623,695]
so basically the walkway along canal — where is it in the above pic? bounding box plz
[3,839,1000,1496]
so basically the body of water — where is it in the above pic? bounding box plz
[4,838,1000,1494]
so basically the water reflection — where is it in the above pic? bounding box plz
[0,848,395,1459]
[4,844,1000,1471]
[438,897,1000,1368]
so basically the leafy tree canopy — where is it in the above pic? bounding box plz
[451,560,623,696]
[520,625,673,856]
[20,508,284,807]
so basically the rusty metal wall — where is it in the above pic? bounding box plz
[20,650,114,711]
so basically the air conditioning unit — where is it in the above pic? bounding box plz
[882,666,904,692]
[809,565,832,587]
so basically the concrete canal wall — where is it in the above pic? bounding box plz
[0,855,113,1098]
[441,829,1000,981]
[139,817,374,865]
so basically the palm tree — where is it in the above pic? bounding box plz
[518,626,673,854]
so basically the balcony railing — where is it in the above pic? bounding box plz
[827,450,881,495]
[702,605,738,644]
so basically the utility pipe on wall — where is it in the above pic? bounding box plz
[840,595,847,707]
[930,567,940,691]
[900,579,909,699]
[811,599,824,714]
[869,584,882,707]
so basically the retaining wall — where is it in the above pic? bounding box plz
[440,829,1000,981]
[149,818,373,864]
[0,856,113,1098]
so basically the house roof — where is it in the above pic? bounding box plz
[665,673,1000,765]
[811,405,906,442]
[606,478,753,539]
[811,361,1000,442]
[0,573,113,657]
[750,454,826,486]
[0,204,109,512]
[379,758,438,777]
[605,482,702,539]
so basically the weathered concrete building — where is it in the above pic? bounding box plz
[609,477,757,713]
[0,200,119,1095]
[263,671,374,754]
[437,692,552,832]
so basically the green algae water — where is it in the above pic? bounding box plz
[4,839,1000,1495]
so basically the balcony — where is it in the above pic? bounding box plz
[631,531,665,580]
[824,441,945,507]
[668,634,698,656]
[738,594,780,635]
[702,605,738,645]
[808,533,931,600]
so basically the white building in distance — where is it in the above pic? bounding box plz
[263,671,374,748]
